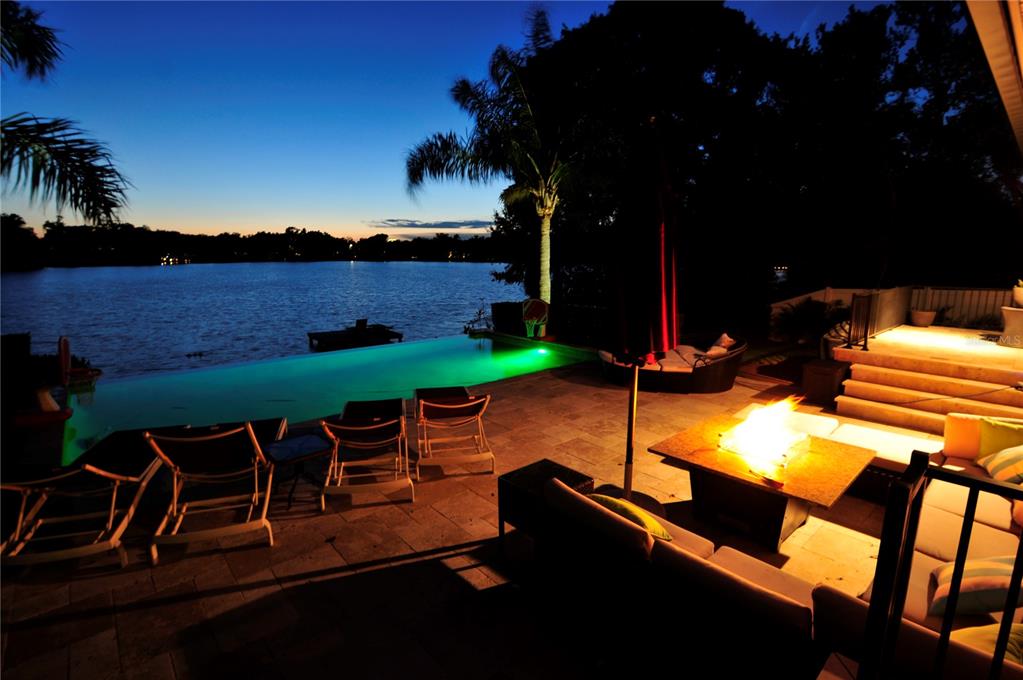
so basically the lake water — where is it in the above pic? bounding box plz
[1,261,522,378]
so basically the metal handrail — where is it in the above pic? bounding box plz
[859,453,1023,679]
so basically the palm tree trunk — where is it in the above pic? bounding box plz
[538,212,552,304]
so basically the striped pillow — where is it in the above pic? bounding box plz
[929,556,1023,616]
[977,444,1023,484]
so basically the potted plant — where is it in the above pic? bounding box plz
[1013,279,1023,308]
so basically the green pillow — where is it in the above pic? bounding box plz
[979,418,1023,458]
[950,623,1023,665]
[929,556,1023,616]
[978,445,1023,484]
[587,494,672,541]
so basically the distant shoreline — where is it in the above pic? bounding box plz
[1,259,512,273]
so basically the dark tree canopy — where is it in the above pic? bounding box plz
[488,1,1021,336]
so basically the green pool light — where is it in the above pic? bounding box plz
[537,348,548,354]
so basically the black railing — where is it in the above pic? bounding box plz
[860,451,1023,679]
[846,292,875,351]
[845,287,912,351]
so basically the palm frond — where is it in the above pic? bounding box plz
[406,131,504,195]
[1,114,130,224]
[1,1,63,80]
[525,7,553,53]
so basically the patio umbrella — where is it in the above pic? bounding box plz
[606,132,681,498]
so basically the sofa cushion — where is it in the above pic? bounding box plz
[930,556,1023,616]
[951,623,1023,665]
[828,423,943,472]
[861,551,993,629]
[709,546,814,608]
[915,504,1021,562]
[658,517,715,558]
[652,540,812,637]
[587,494,672,541]
[812,584,1023,680]
[980,419,1023,459]
[658,347,694,373]
[979,445,1023,485]
[942,457,995,480]
[543,478,654,561]
[925,478,1016,532]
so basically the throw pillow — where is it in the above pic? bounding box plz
[950,623,1023,665]
[714,332,736,348]
[704,345,728,357]
[929,555,1023,616]
[587,494,673,541]
[979,418,1023,458]
[977,444,1023,484]
[943,413,982,459]
[1013,497,1023,528]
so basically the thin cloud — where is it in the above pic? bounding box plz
[368,218,493,230]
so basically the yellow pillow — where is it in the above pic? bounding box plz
[950,623,1023,665]
[977,445,1023,484]
[979,418,1023,458]
[587,494,672,541]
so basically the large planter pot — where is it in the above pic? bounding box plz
[910,309,937,327]
[1013,286,1023,308]
[491,301,525,336]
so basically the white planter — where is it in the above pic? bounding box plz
[910,309,936,327]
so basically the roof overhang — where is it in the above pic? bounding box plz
[967,0,1023,156]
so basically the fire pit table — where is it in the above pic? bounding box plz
[649,412,874,549]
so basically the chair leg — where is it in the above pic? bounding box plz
[116,544,129,569]
[265,520,274,547]
[149,542,160,566]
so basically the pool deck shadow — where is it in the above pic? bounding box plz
[1,361,896,678]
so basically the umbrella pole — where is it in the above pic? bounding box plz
[624,363,638,500]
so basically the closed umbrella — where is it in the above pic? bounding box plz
[606,134,681,498]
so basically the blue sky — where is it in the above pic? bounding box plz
[2,1,874,238]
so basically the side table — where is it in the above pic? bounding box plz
[265,432,333,511]
[497,458,594,540]
[801,359,850,407]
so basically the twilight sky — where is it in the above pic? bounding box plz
[1,1,875,238]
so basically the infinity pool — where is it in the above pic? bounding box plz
[63,335,592,465]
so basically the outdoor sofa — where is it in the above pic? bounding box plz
[597,334,748,394]
[537,478,825,677]
[533,412,1023,677]
[813,413,1023,678]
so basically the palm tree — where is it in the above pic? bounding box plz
[1,1,129,224]
[406,9,566,304]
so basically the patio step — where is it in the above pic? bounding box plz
[848,364,1023,408]
[833,346,1023,386]
[835,396,946,435]
[842,380,1023,419]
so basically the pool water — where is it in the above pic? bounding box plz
[63,335,592,465]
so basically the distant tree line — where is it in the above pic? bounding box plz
[476,2,1022,335]
[0,214,506,271]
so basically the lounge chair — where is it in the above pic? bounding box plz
[415,387,494,480]
[1,456,160,568]
[320,398,414,502]
[144,421,277,565]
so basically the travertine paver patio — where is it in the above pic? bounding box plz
[0,361,938,679]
